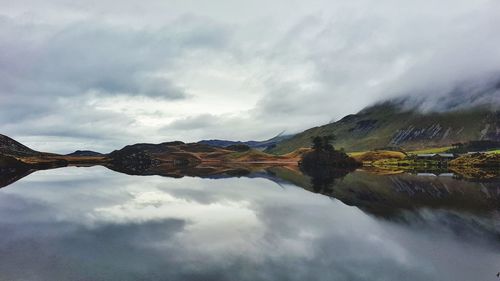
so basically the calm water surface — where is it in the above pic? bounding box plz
[0,166,499,281]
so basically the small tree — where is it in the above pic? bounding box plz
[301,133,360,170]
[310,135,336,151]
[322,135,336,151]
[311,136,324,151]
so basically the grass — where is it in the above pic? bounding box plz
[408,146,453,154]
[351,150,406,163]
[450,153,500,167]
[224,149,297,162]
[487,149,500,154]
[372,158,443,167]
[348,151,367,157]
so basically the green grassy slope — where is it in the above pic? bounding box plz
[268,103,499,154]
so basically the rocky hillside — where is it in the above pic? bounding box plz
[268,102,500,154]
[0,134,43,157]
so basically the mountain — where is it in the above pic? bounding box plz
[198,132,293,150]
[267,101,500,154]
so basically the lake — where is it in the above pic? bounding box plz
[0,166,499,281]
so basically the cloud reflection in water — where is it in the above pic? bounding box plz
[0,166,498,281]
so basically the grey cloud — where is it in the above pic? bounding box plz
[165,114,220,130]
[162,113,284,142]
[0,15,231,100]
[15,19,228,99]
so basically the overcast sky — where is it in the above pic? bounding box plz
[1,0,500,153]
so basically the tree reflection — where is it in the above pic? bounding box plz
[299,164,356,194]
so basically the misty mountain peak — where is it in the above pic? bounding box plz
[376,74,500,113]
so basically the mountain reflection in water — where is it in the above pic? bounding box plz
[0,164,499,281]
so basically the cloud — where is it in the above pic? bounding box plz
[0,0,499,151]
[166,114,219,130]
[0,14,233,151]
[0,17,231,100]
[162,113,278,142]
[253,1,500,118]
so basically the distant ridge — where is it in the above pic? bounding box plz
[198,131,292,150]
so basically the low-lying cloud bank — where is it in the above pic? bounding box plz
[1,0,499,152]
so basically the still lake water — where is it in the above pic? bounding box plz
[0,166,499,281]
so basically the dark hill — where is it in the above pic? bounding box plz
[66,150,103,157]
[0,134,42,157]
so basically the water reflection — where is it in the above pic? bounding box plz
[2,164,500,219]
[0,166,499,280]
[299,163,354,194]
